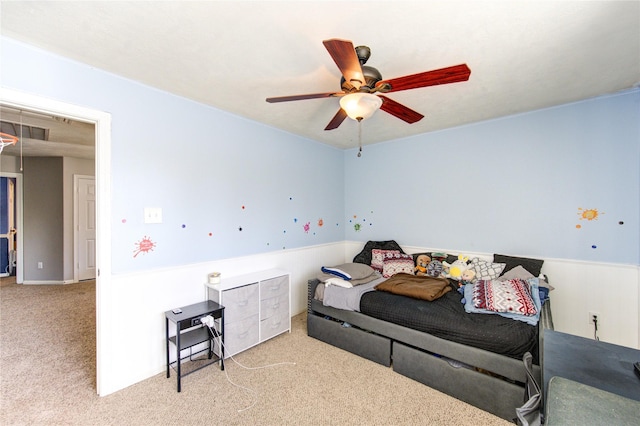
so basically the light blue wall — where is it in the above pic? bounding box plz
[3,36,639,270]
[1,37,345,274]
[345,89,640,265]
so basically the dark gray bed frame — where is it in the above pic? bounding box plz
[307,278,553,421]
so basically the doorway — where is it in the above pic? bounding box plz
[0,87,112,395]
[0,172,22,283]
[0,176,17,278]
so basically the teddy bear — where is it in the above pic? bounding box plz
[414,254,431,276]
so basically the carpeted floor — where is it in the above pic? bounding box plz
[0,277,511,425]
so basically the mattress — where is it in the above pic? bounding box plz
[359,286,539,360]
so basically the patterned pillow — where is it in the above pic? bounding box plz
[473,278,538,315]
[470,257,506,280]
[371,249,400,272]
[382,252,414,278]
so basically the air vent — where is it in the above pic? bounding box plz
[0,120,49,141]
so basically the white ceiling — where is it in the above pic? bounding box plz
[1,1,639,155]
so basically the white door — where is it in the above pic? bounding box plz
[76,176,96,280]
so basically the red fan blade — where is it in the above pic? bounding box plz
[376,64,471,93]
[324,108,348,130]
[379,95,424,124]
[266,92,342,103]
[323,39,366,89]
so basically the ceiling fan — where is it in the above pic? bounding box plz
[266,38,471,131]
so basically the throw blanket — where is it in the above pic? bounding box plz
[375,273,452,301]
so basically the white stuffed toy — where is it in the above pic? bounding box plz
[442,255,470,281]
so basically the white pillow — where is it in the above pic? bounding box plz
[323,277,353,288]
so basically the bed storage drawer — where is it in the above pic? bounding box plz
[393,341,523,422]
[308,314,391,367]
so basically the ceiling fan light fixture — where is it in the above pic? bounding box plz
[339,93,382,121]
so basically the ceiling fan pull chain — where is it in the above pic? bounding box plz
[357,119,362,157]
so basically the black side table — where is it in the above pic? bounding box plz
[165,300,225,392]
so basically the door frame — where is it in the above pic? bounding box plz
[0,172,22,282]
[74,174,96,282]
[0,87,111,396]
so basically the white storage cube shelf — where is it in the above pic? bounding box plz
[206,269,290,357]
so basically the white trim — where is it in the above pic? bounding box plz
[0,171,22,283]
[23,280,76,285]
[0,87,112,396]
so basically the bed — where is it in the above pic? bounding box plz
[307,241,554,421]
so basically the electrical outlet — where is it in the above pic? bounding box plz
[37,262,43,269]
[588,311,600,325]
[191,318,202,327]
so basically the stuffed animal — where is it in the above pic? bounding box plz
[460,269,476,285]
[423,252,445,277]
[431,252,447,262]
[443,255,470,281]
[426,259,444,277]
[414,254,431,276]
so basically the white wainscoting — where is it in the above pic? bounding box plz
[99,242,347,396]
[99,241,639,396]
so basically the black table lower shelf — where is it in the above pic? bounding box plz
[168,327,222,377]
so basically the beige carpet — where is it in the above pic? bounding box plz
[0,277,511,425]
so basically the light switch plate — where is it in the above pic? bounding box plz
[144,207,162,224]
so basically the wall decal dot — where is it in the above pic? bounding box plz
[181,224,186,228]
[121,219,127,223]
[239,226,243,231]
[619,221,624,225]
[208,232,212,236]
[293,218,298,223]
[283,230,287,233]
[576,224,582,229]
[289,197,293,201]
[592,245,597,249]
[354,223,361,231]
